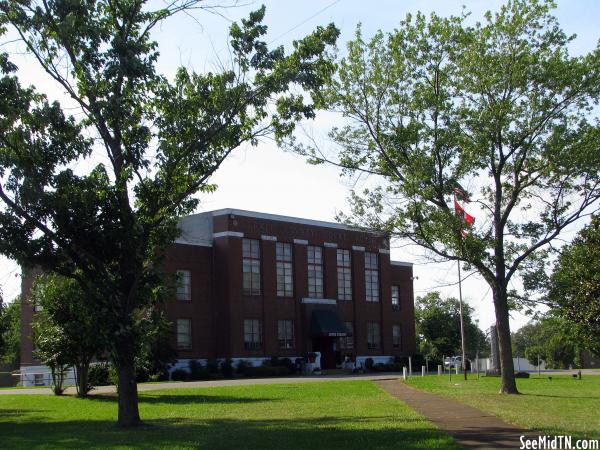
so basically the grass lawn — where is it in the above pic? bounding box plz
[406,374,600,438]
[0,380,459,449]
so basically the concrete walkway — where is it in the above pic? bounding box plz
[0,373,400,396]
[377,379,536,450]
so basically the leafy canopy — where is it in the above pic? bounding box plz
[548,216,600,354]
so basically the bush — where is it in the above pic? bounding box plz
[171,369,189,381]
[252,365,291,377]
[411,354,425,368]
[515,371,530,378]
[108,365,118,388]
[236,359,252,377]
[188,360,211,381]
[365,358,374,371]
[206,358,219,374]
[221,359,234,378]
[88,362,110,387]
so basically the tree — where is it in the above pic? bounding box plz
[416,291,488,361]
[548,216,600,354]
[513,316,581,369]
[0,3,338,425]
[0,294,20,366]
[292,0,600,393]
[32,319,70,395]
[30,274,107,397]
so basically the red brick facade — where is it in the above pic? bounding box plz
[21,209,416,369]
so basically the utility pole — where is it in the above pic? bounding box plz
[458,260,467,380]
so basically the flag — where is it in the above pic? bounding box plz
[454,200,475,227]
[453,187,471,203]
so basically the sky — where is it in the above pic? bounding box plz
[1,0,599,333]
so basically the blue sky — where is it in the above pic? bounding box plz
[1,0,599,332]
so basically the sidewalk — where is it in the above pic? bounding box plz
[0,373,400,395]
[377,379,536,449]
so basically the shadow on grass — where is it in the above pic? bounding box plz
[86,393,272,406]
[521,393,600,400]
[0,415,456,450]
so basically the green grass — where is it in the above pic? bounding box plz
[0,380,459,449]
[406,374,600,438]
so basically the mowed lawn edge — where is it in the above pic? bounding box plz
[0,380,460,449]
[405,374,600,439]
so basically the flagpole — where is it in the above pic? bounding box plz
[455,190,468,381]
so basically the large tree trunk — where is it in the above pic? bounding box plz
[492,286,519,394]
[75,360,90,397]
[115,341,141,427]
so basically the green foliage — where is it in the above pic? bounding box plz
[548,216,600,354]
[0,1,338,424]
[512,316,582,368]
[30,274,105,396]
[0,295,20,366]
[292,0,600,392]
[31,319,70,395]
[88,362,111,387]
[416,292,488,359]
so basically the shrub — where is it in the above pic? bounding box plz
[279,357,295,374]
[206,358,219,374]
[365,358,374,371]
[221,359,234,378]
[236,359,252,376]
[252,365,290,377]
[515,371,530,378]
[108,365,118,388]
[188,360,211,381]
[411,354,425,368]
[88,362,110,387]
[171,369,189,381]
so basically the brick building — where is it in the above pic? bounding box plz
[20,208,416,382]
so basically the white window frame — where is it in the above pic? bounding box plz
[337,249,352,301]
[393,324,402,349]
[277,319,294,349]
[243,239,261,296]
[176,318,192,350]
[276,242,294,297]
[244,319,262,350]
[307,246,324,298]
[176,270,191,301]
[391,285,400,311]
[365,252,379,302]
[367,321,381,350]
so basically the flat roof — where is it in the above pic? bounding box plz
[176,208,412,266]
[206,208,387,235]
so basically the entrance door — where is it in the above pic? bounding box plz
[313,337,335,369]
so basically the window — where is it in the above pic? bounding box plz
[307,246,323,298]
[367,321,381,350]
[339,321,354,350]
[393,325,402,349]
[276,243,294,297]
[176,319,192,349]
[243,239,261,296]
[365,252,379,302]
[391,286,400,311]
[176,270,191,301]
[277,319,294,349]
[33,373,45,386]
[337,249,352,301]
[244,319,262,350]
